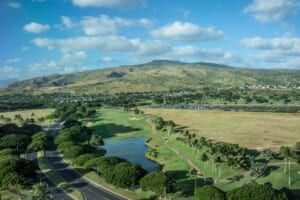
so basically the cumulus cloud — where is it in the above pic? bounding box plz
[80,15,132,35]
[151,21,224,41]
[23,22,50,33]
[100,56,113,62]
[8,2,21,9]
[171,45,239,63]
[0,66,21,79]
[241,36,300,68]
[72,0,146,9]
[244,0,299,23]
[241,36,300,55]
[59,15,152,35]
[31,35,169,56]
[61,16,74,29]
[21,46,29,52]
[61,51,88,65]
[5,58,22,64]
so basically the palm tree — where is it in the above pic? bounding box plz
[279,146,294,186]
[279,146,291,173]
[31,182,52,200]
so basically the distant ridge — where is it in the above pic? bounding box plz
[3,60,300,95]
[0,78,18,88]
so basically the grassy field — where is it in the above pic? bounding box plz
[85,108,153,139]
[83,108,300,199]
[0,108,54,125]
[142,108,300,150]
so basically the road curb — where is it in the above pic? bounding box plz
[81,175,130,200]
[61,156,129,200]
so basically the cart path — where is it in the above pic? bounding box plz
[147,119,202,174]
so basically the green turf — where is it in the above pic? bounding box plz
[86,108,152,139]
[84,108,300,199]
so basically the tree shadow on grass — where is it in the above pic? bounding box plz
[175,126,189,133]
[166,170,188,180]
[92,123,142,138]
[82,113,103,123]
[265,165,279,177]
[176,176,213,197]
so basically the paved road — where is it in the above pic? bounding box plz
[47,150,126,200]
[44,122,126,200]
[39,172,73,200]
[23,152,72,200]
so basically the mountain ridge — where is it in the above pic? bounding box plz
[4,60,300,95]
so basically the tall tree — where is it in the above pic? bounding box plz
[28,132,53,157]
[195,185,225,200]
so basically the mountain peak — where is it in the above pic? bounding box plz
[146,59,184,66]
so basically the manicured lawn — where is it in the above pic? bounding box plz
[86,108,152,139]
[84,108,300,199]
[142,108,300,150]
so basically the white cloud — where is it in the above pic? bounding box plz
[72,0,146,9]
[151,21,224,41]
[241,36,300,55]
[59,15,152,35]
[8,2,21,9]
[137,18,153,27]
[101,56,113,62]
[21,46,29,52]
[32,35,172,58]
[5,58,22,64]
[23,22,50,33]
[61,51,88,65]
[80,15,126,35]
[171,45,239,63]
[61,16,74,29]
[137,40,171,56]
[0,66,21,79]
[244,0,299,23]
[79,15,151,35]
[241,36,300,68]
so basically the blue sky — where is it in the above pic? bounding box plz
[1,0,300,80]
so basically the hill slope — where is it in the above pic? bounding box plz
[4,60,300,94]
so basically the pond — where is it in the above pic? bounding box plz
[103,137,159,172]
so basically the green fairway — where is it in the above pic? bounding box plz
[86,108,152,139]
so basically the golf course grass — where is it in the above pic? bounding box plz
[85,108,300,199]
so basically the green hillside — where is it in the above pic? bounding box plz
[4,60,300,94]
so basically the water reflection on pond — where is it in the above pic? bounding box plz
[103,137,159,172]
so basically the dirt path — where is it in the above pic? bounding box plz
[146,119,202,174]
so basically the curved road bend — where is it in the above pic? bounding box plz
[47,150,126,200]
